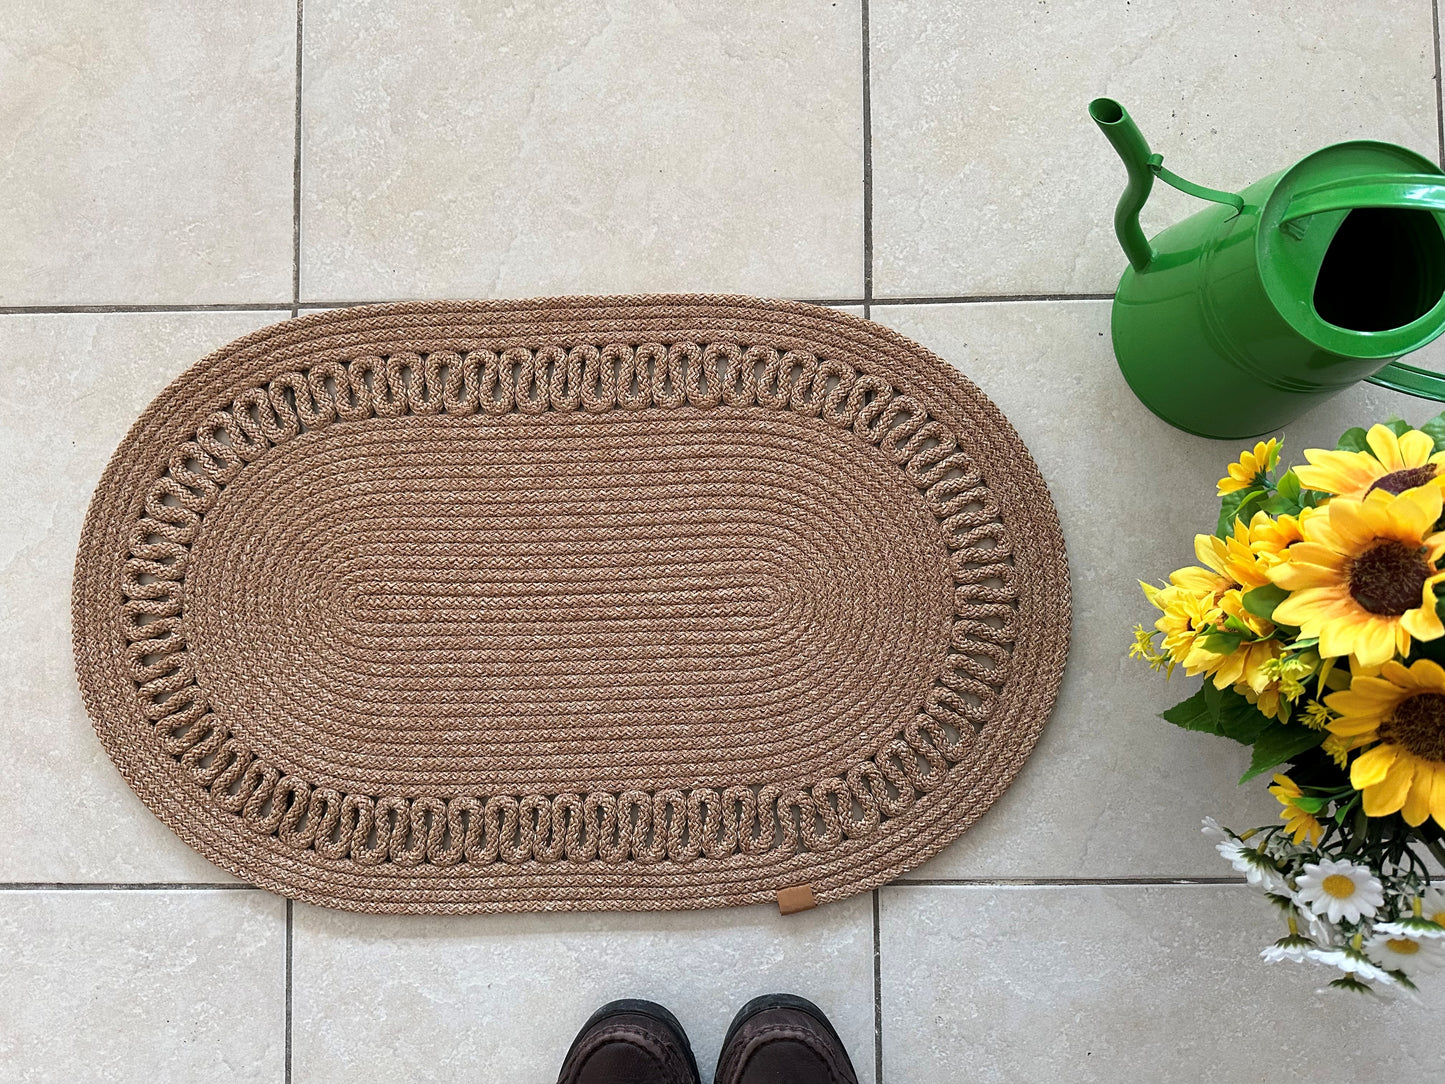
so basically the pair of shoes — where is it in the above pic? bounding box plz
[556,994,858,1084]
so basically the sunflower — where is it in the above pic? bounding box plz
[1268,773,1324,844]
[1243,509,1308,568]
[1325,658,1445,827]
[1217,438,1281,496]
[1141,526,1309,716]
[1295,424,1445,499]
[1266,485,1445,667]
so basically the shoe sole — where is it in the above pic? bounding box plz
[570,998,700,1082]
[721,992,856,1075]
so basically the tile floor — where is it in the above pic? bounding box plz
[5,1,1445,1080]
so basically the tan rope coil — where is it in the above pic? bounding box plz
[71,295,1070,913]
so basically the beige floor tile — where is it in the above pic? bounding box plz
[869,300,1445,877]
[0,888,285,1081]
[0,2,296,305]
[869,0,1438,297]
[293,897,876,1084]
[300,0,864,303]
[0,311,291,881]
[879,883,1445,1082]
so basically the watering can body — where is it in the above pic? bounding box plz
[1091,98,1445,439]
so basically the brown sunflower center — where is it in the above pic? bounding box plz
[1366,465,1439,496]
[1379,692,1445,761]
[1348,541,1430,615]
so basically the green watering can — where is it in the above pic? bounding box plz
[1090,97,1445,439]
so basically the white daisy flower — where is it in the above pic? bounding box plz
[1294,859,1385,924]
[1261,932,1316,964]
[1305,945,1397,986]
[1366,930,1445,975]
[1216,837,1287,893]
[1420,886,1445,928]
[1373,915,1445,941]
[1200,817,1229,844]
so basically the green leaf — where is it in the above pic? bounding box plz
[1219,613,1257,636]
[1421,411,1445,451]
[1162,684,1274,746]
[1197,629,1247,654]
[1217,488,1267,538]
[1291,795,1329,814]
[1383,417,1412,438]
[1160,686,1221,734]
[1261,470,1305,516]
[1207,683,1275,745]
[1336,426,1371,454]
[1240,723,1328,783]
[1241,583,1290,622]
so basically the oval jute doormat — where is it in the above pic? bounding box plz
[72,295,1069,914]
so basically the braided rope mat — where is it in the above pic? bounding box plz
[72,296,1070,914]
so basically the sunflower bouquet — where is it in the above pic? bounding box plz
[1133,420,1445,997]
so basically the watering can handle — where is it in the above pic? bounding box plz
[1278,173,1445,226]
[1367,360,1445,403]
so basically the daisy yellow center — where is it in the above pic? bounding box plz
[1385,938,1421,955]
[1379,693,1445,762]
[1348,540,1430,615]
[1367,464,1440,496]
[1322,874,1357,899]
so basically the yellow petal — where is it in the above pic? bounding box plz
[1351,743,1399,789]
[1407,657,1445,692]
[1326,497,1379,548]
[1399,428,1436,465]
[1366,424,1406,470]
[1296,450,1380,496]
[1280,543,1347,570]
[1403,762,1435,826]
[1431,769,1445,829]
[1171,566,1228,593]
[1193,534,1230,576]
[1381,659,1415,686]
[1358,618,1399,668]
[1396,485,1444,538]
[1328,715,1383,738]
[1364,754,1416,816]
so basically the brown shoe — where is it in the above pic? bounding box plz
[556,999,700,1084]
[715,994,859,1084]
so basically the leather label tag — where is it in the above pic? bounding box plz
[776,884,817,915]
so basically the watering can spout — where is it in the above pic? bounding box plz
[1090,98,1156,272]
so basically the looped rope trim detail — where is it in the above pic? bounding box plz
[121,340,1019,869]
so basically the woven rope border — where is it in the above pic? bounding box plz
[73,296,1070,912]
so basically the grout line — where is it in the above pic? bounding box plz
[871,292,1116,306]
[0,293,1119,318]
[294,296,875,311]
[886,876,1245,887]
[871,889,883,1084]
[0,303,293,315]
[860,0,873,320]
[292,0,305,317]
[285,898,294,1084]
[0,881,260,891]
[1434,0,1444,168]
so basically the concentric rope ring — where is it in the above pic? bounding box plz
[71,295,1070,913]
